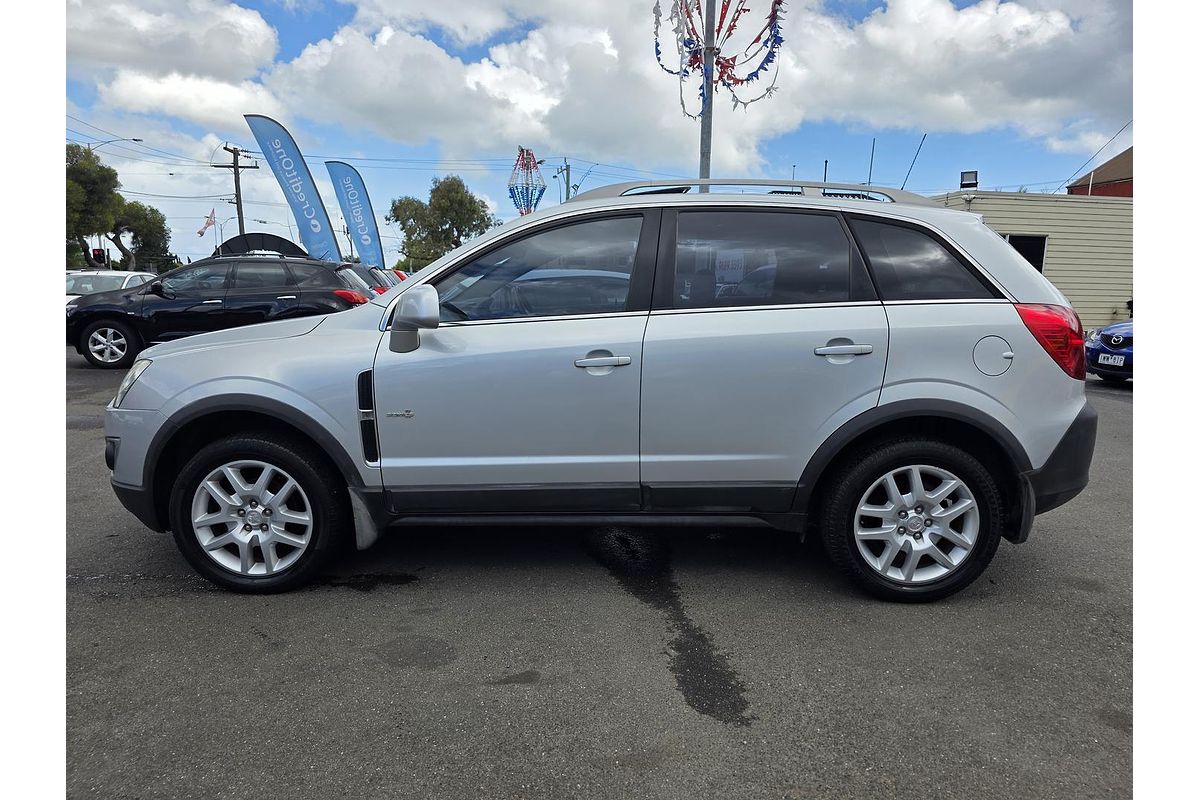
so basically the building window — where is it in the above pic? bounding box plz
[1005,234,1047,272]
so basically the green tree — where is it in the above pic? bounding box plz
[66,144,121,268]
[387,176,500,271]
[109,200,172,272]
[65,144,174,271]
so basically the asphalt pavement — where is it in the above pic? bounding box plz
[66,349,1132,799]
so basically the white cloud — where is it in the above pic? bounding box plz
[98,70,286,131]
[67,0,278,82]
[263,0,1131,172]
[73,0,1132,185]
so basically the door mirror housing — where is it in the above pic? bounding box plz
[389,284,440,353]
[147,281,174,299]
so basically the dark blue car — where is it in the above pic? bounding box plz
[1085,319,1132,384]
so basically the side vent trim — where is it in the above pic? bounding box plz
[357,370,380,464]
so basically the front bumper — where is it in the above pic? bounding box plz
[1085,342,1133,378]
[111,479,166,532]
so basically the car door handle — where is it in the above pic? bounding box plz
[201,299,222,305]
[276,295,296,300]
[814,344,873,356]
[574,356,632,368]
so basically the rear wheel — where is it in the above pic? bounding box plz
[820,439,1003,602]
[80,319,140,369]
[168,435,349,592]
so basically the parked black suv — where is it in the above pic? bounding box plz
[66,255,394,368]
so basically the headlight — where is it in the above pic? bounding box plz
[114,360,151,408]
[1087,329,1100,342]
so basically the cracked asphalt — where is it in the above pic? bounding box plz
[66,349,1132,799]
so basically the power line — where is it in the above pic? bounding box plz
[66,114,208,163]
[1052,119,1133,194]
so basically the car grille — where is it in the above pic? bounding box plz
[1101,333,1131,349]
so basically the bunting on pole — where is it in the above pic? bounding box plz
[653,0,787,118]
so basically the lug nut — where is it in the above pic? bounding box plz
[915,505,923,513]
[925,518,933,527]
[236,509,245,517]
[243,524,251,531]
[263,508,272,516]
[899,511,908,519]
[249,500,258,508]
[914,532,923,540]
[260,523,269,531]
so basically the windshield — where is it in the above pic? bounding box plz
[66,274,126,294]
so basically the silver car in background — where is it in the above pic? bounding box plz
[104,179,1096,601]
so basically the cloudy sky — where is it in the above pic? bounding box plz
[66,0,1132,265]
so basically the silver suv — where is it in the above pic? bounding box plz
[104,179,1096,601]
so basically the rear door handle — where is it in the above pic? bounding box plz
[574,356,632,368]
[201,299,222,305]
[814,344,873,356]
[276,295,296,300]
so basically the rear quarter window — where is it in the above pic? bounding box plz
[849,218,998,301]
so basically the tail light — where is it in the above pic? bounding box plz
[333,289,370,306]
[394,270,408,281]
[1016,303,1085,380]
[370,285,388,295]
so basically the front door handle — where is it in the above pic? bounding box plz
[814,343,873,356]
[574,356,632,368]
[201,299,222,305]
[276,295,296,300]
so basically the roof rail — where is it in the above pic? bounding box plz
[568,178,936,206]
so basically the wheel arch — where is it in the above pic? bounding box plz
[145,396,365,531]
[794,400,1032,541]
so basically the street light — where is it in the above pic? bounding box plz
[88,137,143,151]
[253,218,296,241]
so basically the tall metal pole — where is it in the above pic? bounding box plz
[698,0,717,191]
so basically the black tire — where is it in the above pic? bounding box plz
[168,434,349,593]
[1100,375,1128,385]
[79,319,141,369]
[820,438,1003,602]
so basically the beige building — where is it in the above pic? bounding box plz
[931,191,1132,329]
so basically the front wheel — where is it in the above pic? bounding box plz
[168,435,349,592]
[80,319,140,369]
[820,439,1003,602]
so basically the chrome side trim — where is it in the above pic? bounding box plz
[649,301,882,316]
[437,310,649,328]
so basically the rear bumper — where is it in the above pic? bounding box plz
[1027,401,1098,515]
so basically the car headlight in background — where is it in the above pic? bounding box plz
[1087,329,1100,342]
[113,360,152,408]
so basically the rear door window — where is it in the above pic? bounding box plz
[230,261,290,290]
[286,262,341,288]
[667,210,874,309]
[849,218,998,301]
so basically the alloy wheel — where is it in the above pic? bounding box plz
[87,328,127,364]
[854,464,980,585]
[190,460,314,576]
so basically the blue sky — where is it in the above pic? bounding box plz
[66,0,1132,263]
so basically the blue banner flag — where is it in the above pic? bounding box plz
[243,114,342,261]
[325,160,386,269]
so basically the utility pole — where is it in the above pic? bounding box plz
[698,0,717,191]
[212,144,258,237]
[554,158,573,201]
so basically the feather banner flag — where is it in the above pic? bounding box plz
[243,114,343,261]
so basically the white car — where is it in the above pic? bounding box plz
[66,270,156,304]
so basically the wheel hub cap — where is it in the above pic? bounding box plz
[853,463,981,585]
[190,459,313,577]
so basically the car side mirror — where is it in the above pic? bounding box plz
[389,284,440,353]
[147,281,174,299]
